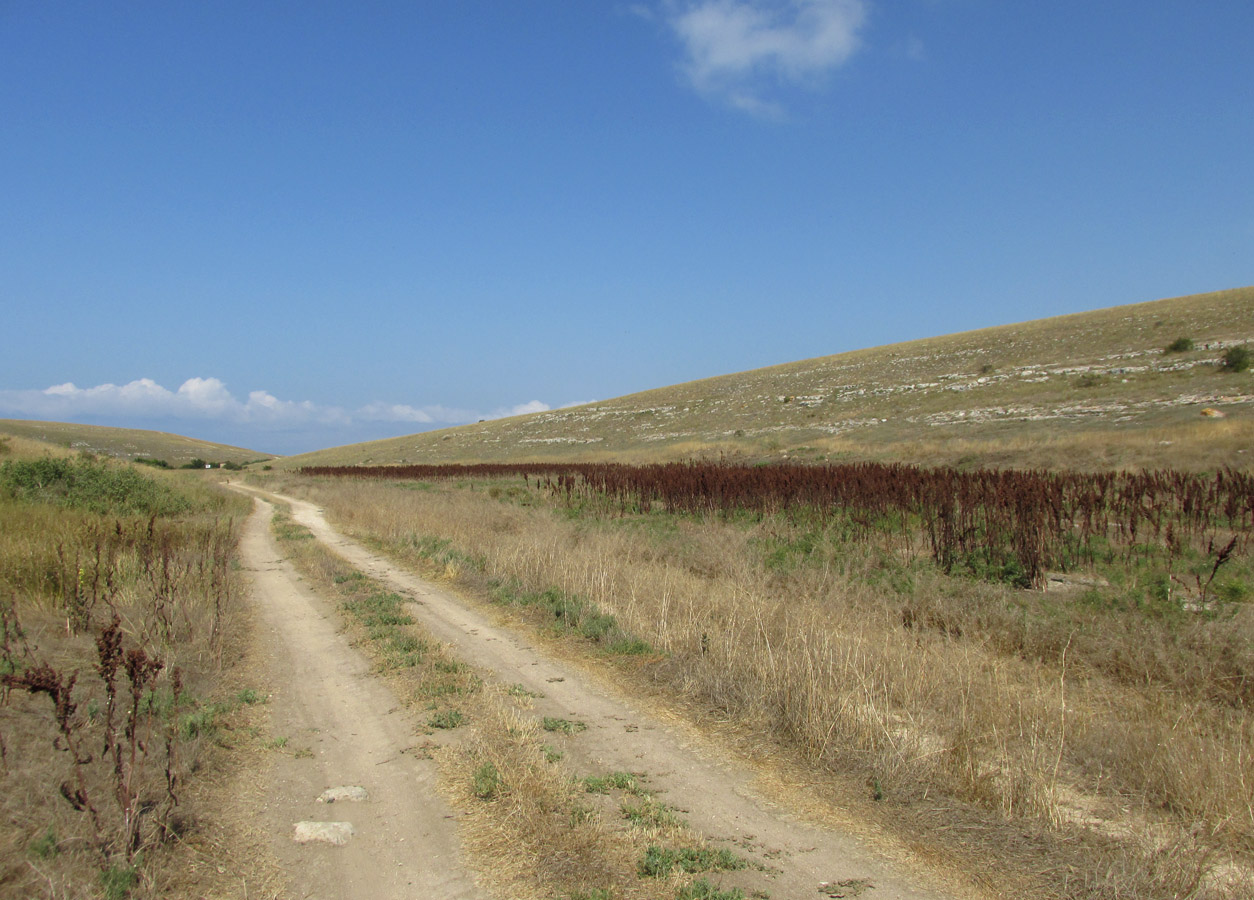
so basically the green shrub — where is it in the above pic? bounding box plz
[1220,345,1250,372]
[0,456,190,516]
[1164,336,1195,353]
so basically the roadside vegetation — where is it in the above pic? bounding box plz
[0,449,251,899]
[259,464,1254,900]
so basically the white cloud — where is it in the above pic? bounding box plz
[178,377,236,414]
[490,400,551,420]
[356,401,480,425]
[0,377,559,435]
[665,0,868,114]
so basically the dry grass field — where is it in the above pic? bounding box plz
[284,286,1254,473]
[257,467,1253,899]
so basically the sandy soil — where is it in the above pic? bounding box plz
[232,485,972,900]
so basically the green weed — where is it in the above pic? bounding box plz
[676,880,746,900]
[582,771,639,794]
[429,709,466,729]
[472,762,503,799]
[29,827,59,859]
[99,864,139,900]
[622,797,683,829]
[639,845,748,878]
[542,717,587,735]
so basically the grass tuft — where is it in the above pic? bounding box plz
[639,845,748,878]
[542,717,588,735]
[677,879,746,900]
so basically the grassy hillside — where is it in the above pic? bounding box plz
[0,419,273,466]
[287,286,1254,472]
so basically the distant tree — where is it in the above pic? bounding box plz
[1220,345,1250,373]
[1164,336,1194,353]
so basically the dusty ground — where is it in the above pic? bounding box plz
[230,484,973,900]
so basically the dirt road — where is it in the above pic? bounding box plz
[237,494,478,899]
[236,486,968,899]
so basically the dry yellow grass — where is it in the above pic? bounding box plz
[267,472,1254,899]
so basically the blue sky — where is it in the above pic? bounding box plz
[2,1,1251,455]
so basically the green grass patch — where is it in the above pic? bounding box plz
[622,797,684,829]
[100,864,139,900]
[488,579,654,655]
[542,717,587,735]
[28,827,59,859]
[677,880,746,900]
[639,845,748,878]
[178,701,231,740]
[472,762,504,799]
[273,515,315,542]
[428,708,466,729]
[582,771,639,794]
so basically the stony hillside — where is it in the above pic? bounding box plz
[0,419,272,466]
[288,286,1254,472]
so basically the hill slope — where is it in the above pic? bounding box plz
[0,419,272,466]
[287,286,1254,472]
